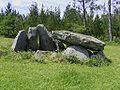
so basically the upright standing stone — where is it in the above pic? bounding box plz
[28,27,38,51]
[11,30,28,51]
[37,24,57,51]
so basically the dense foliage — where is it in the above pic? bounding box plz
[0,1,120,41]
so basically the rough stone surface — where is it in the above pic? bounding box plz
[37,24,57,51]
[28,27,38,51]
[63,45,89,61]
[54,39,65,51]
[90,51,106,60]
[52,31,105,51]
[34,50,50,59]
[11,30,28,51]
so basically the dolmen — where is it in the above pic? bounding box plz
[12,24,106,61]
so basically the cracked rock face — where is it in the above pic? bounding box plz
[52,31,105,51]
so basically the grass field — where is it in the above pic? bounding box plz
[0,37,120,90]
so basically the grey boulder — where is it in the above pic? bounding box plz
[52,31,105,51]
[11,30,28,51]
[28,27,38,51]
[63,45,89,61]
[37,24,56,51]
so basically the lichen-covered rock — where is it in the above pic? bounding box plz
[52,31,105,51]
[63,45,89,61]
[11,30,28,51]
[28,27,38,51]
[37,24,57,51]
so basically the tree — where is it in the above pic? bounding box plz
[0,3,24,37]
[39,4,47,25]
[27,2,39,27]
[5,2,12,15]
[93,15,104,39]
[77,0,87,31]
[108,0,113,42]
[112,14,120,38]
[76,0,100,32]
[63,4,83,31]
[46,10,55,31]
[45,7,61,31]
[113,0,120,14]
[0,9,4,23]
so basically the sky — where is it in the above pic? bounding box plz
[0,0,119,16]
[0,0,73,15]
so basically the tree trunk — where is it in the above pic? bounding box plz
[82,0,87,31]
[108,0,113,42]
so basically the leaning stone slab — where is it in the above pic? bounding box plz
[63,45,89,62]
[52,31,105,51]
[11,30,28,51]
[28,27,39,51]
[37,24,57,51]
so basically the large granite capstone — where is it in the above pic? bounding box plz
[52,31,105,51]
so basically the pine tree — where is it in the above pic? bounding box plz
[27,2,39,27]
[77,0,100,32]
[39,4,46,24]
[93,15,104,39]
[46,9,55,31]
[5,2,12,15]
[0,3,24,37]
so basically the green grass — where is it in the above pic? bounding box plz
[0,37,120,90]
